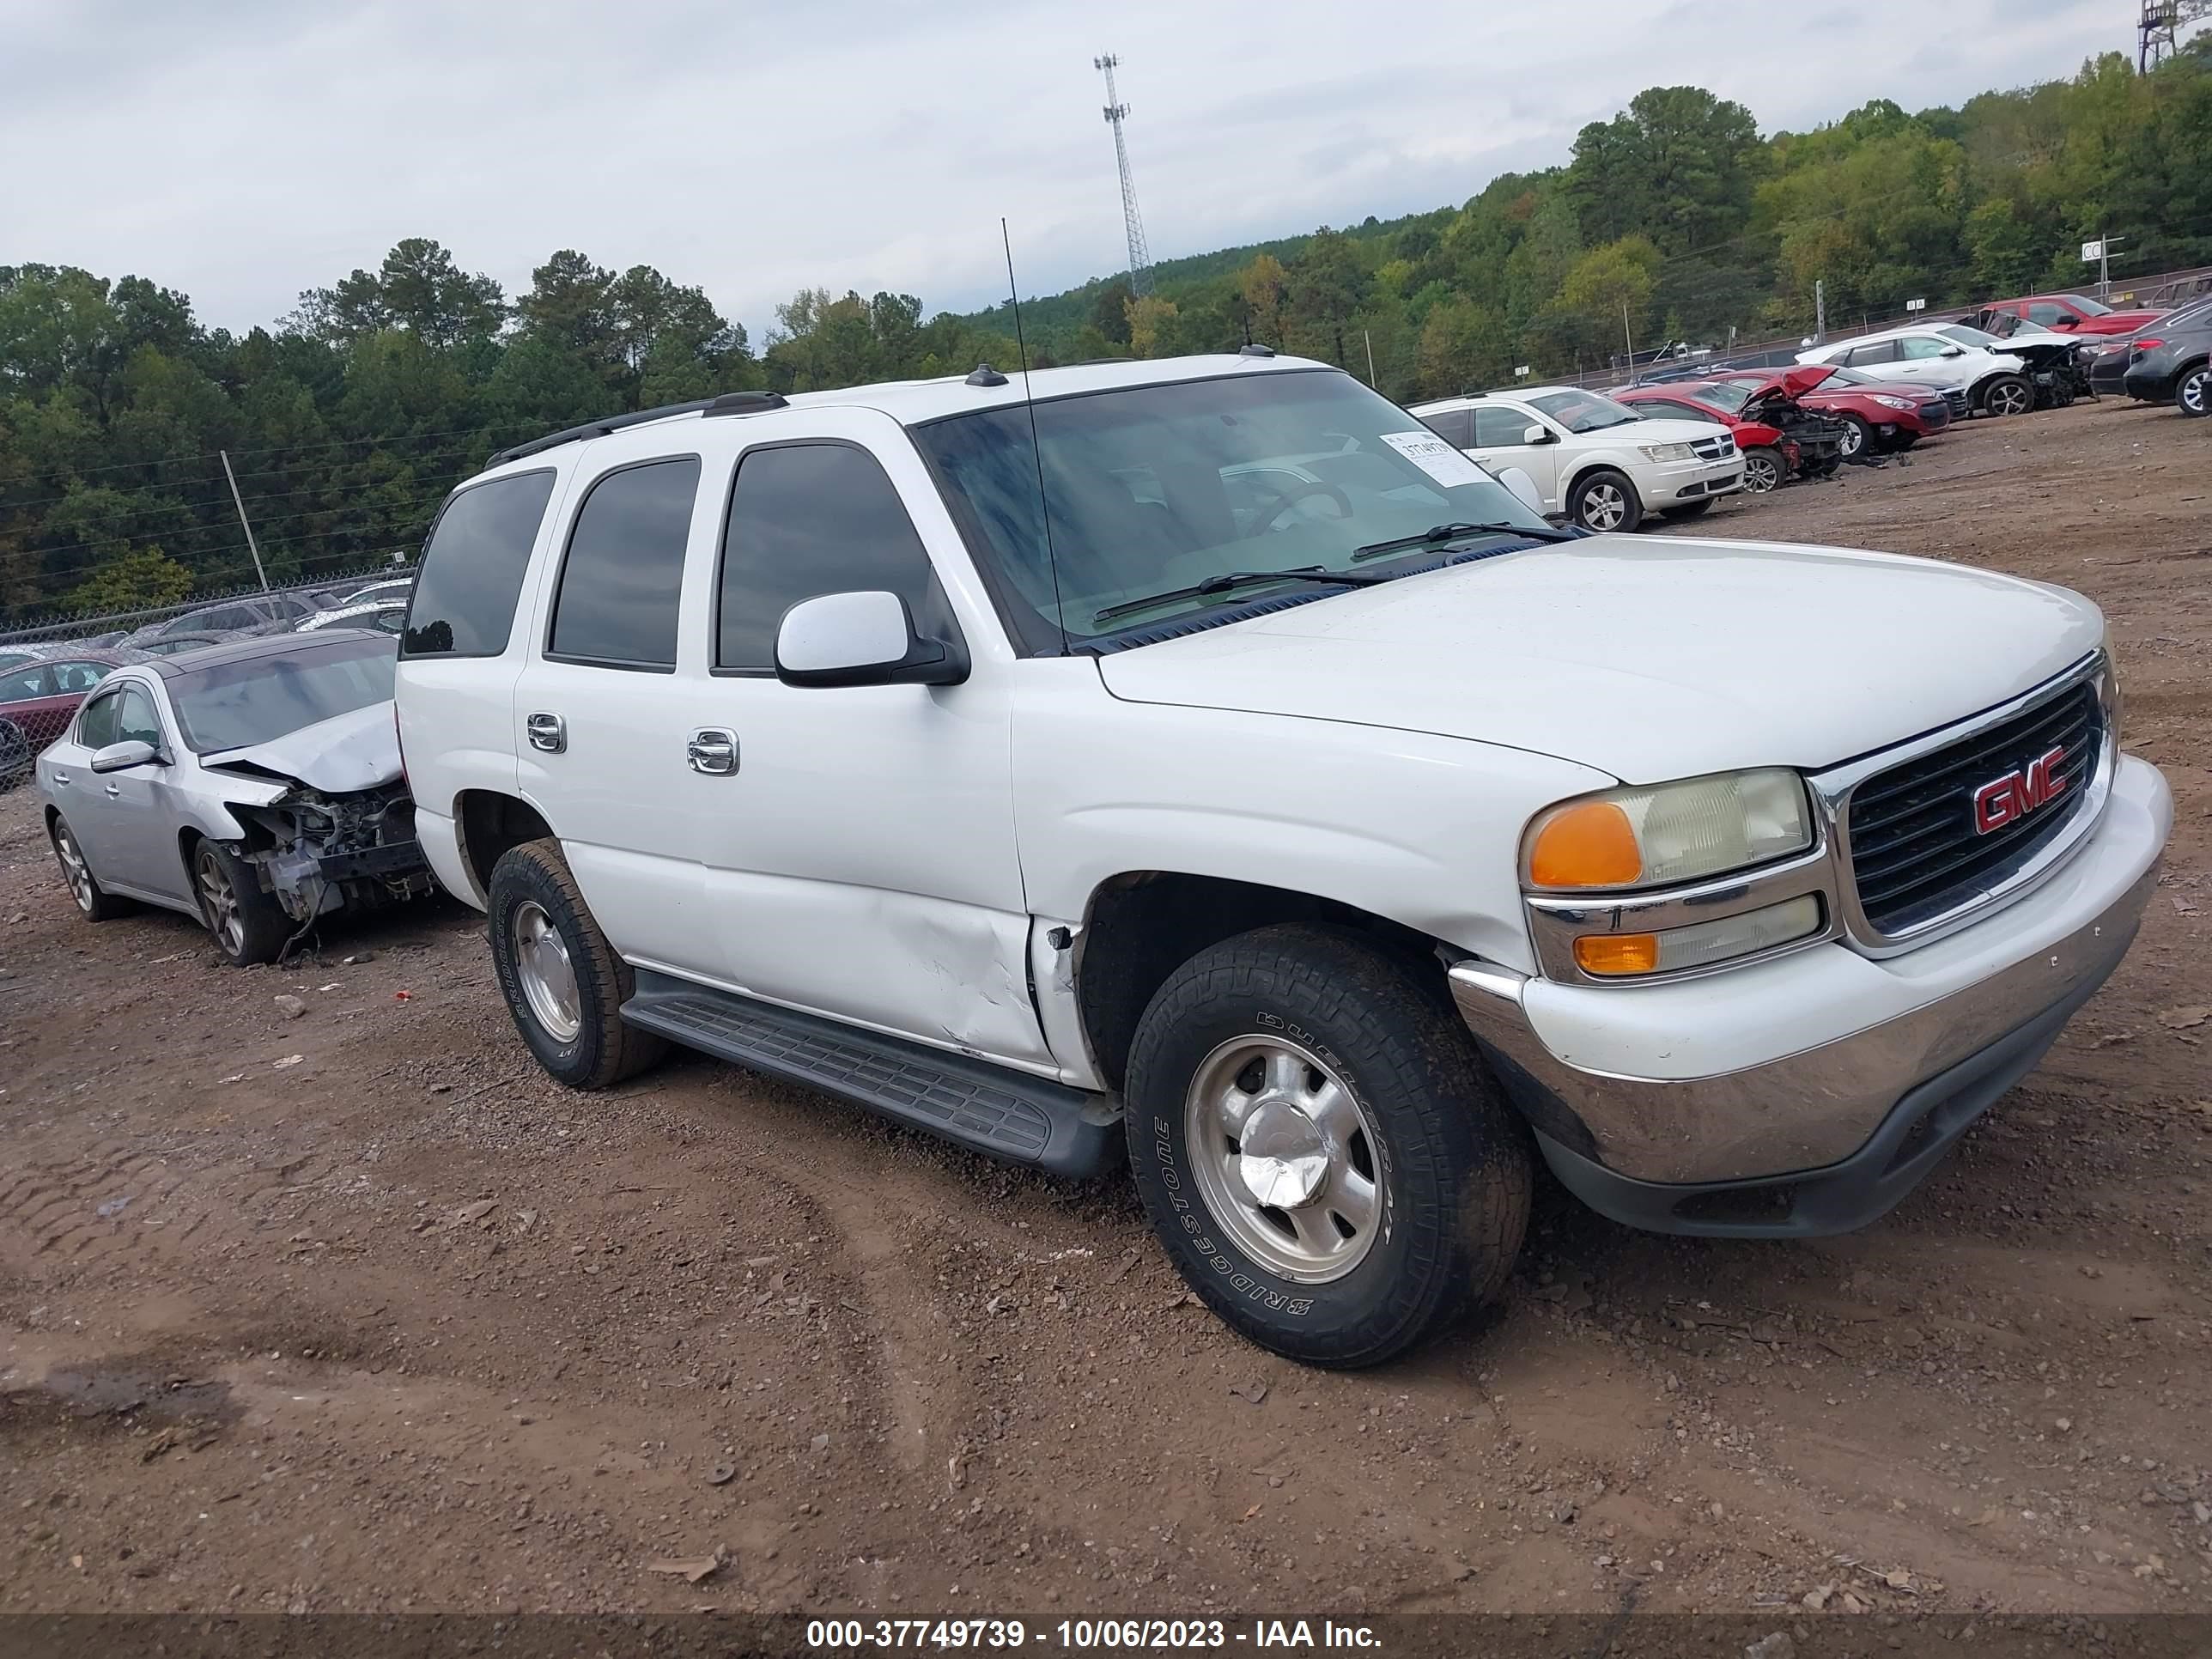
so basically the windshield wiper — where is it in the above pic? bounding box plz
[1351,521,1579,562]
[1092,565,1395,625]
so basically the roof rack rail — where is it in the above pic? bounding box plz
[702,391,789,417]
[488,398,720,465]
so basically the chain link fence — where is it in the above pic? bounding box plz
[0,558,413,648]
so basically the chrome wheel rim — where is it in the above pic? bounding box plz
[197,851,244,955]
[55,828,94,915]
[1990,381,2030,416]
[512,900,582,1042]
[1580,482,1628,532]
[1183,1035,1384,1283]
[1838,421,1864,457]
[2184,370,2208,415]
[1745,456,1778,492]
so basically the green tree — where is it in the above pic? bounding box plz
[66,545,191,613]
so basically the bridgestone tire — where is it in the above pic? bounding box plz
[1125,925,1532,1369]
[488,837,665,1089]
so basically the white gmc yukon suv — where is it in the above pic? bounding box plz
[394,351,2171,1368]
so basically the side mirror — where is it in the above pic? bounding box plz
[1492,466,1547,520]
[775,591,969,690]
[2052,316,2077,328]
[90,739,161,774]
[1522,423,1554,446]
[1940,345,1966,358]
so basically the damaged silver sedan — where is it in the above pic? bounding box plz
[33,631,434,964]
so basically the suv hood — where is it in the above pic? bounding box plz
[1096,538,2101,783]
[201,701,402,795]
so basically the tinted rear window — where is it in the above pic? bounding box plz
[402,470,558,657]
[549,458,701,668]
[168,639,398,754]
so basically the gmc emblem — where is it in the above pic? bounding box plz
[1972,745,2068,835]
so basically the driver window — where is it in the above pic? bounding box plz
[1899,337,1949,360]
[1473,406,1533,447]
[113,684,164,748]
[2027,303,2064,326]
[76,690,123,750]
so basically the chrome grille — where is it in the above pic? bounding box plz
[1690,434,1735,459]
[1844,680,2103,937]
[1942,387,1971,417]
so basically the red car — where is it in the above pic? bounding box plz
[0,651,130,785]
[1974,292,2164,338]
[1614,369,1850,490]
[1710,364,1950,459]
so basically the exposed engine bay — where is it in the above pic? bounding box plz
[228,782,433,924]
[1744,381,1850,480]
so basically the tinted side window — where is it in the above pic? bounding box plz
[1473,406,1532,447]
[717,444,953,673]
[548,459,702,668]
[1847,340,1901,365]
[52,660,111,693]
[2027,302,2064,326]
[0,665,49,702]
[403,470,559,658]
[1419,407,1471,447]
[114,685,162,747]
[76,690,122,749]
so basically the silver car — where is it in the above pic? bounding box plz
[34,632,434,964]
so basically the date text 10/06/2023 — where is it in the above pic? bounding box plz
[805,1619,1383,1650]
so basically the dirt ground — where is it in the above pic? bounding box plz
[1,395,2208,1626]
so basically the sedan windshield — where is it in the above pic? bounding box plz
[1686,381,1754,411]
[910,368,1551,648]
[167,638,398,754]
[1527,389,1644,433]
[1940,325,2004,348]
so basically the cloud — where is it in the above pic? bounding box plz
[0,0,2124,336]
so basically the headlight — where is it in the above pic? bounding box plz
[1871,395,1916,410]
[1573,895,1824,976]
[1523,769,1813,892]
[1638,442,1695,462]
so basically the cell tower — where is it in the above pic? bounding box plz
[2140,0,2179,70]
[1094,53,1154,297]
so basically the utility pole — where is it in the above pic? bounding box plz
[1363,329,1376,386]
[1814,279,1827,345]
[220,451,271,592]
[1094,55,1154,298]
[1621,301,1637,372]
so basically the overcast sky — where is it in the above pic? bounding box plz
[3,0,2130,340]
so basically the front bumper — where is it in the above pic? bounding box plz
[1449,755,2170,1235]
[1647,460,1742,505]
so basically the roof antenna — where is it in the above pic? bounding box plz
[1002,217,1068,654]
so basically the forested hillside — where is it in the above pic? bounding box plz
[4,43,2209,623]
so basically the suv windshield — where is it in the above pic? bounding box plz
[167,638,398,754]
[910,368,1551,649]
[1526,389,1644,433]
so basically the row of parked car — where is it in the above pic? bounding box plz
[1412,289,2210,534]
[0,572,413,789]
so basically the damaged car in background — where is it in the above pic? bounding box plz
[33,631,434,965]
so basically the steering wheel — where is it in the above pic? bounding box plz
[1241,479,1354,538]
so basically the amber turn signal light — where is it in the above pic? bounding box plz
[1573,933,1660,975]
[1526,800,1642,889]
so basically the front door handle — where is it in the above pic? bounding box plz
[526,712,566,754]
[104,783,121,799]
[687,727,738,775]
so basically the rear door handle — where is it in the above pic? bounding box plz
[52,771,70,787]
[687,727,738,775]
[526,712,566,753]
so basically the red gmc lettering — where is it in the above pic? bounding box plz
[1972,745,2068,834]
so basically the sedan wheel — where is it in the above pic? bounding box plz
[1837,417,1866,459]
[2179,366,2209,418]
[55,824,95,915]
[0,719,29,791]
[197,849,246,957]
[1741,447,1783,493]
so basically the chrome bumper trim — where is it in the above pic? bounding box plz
[1450,863,2155,1186]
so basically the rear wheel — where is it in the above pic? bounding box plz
[487,837,665,1089]
[49,815,132,922]
[1980,374,2033,417]
[2178,363,2209,418]
[195,841,290,965]
[1741,446,1784,493]
[1124,925,1532,1369]
[1566,468,1642,533]
[0,719,31,792]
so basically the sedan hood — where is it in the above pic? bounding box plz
[1096,538,2101,783]
[202,701,401,795]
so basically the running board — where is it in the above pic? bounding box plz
[623,971,1123,1178]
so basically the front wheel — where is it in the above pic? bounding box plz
[1836,415,1871,459]
[487,837,665,1089]
[1740,446,1784,493]
[1124,925,1532,1369]
[195,841,291,965]
[1980,374,2033,417]
[2178,363,2209,418]
[1566,468,1642,533]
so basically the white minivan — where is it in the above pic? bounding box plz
[1408,386,1742,532]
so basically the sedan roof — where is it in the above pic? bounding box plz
[136,629,391,679]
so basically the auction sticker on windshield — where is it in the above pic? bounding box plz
[1380,429,1492,489]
